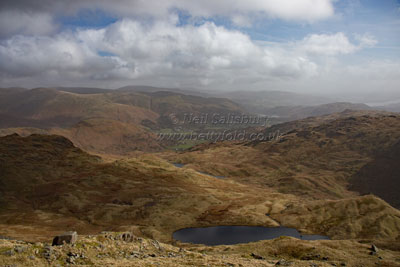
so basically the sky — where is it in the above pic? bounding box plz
[0,0,399,100]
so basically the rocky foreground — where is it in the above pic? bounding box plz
[1,232,399,267]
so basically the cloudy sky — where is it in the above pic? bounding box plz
[0,0,399,99]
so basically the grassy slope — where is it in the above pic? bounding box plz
[0,133,399,246]
[0,88,159,126]
[0,134,288,242]
[163,112,400,201]
[0,88,247,154]
[349,140,400,209]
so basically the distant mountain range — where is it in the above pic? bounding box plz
[0,85,397,155]
[261,102,372,121]
[0,87,244,154]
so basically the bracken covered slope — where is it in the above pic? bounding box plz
[164,111,400,201]
[1,133,400,245]
[0,87,247,154]
[349,140,400,209]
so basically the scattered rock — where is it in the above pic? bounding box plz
[130,251,141,258]
[152,239,163,251]
[120,232,135,242]
[167,252,177,258]
[370,244,378,253]
[66,256,75,264]
[52,231,78,246]
[28,255,35,260]
[275,259,292,266]
[67,251,79,258]
[2,249,15,256]
[14,246,27,253]
[250,253,264,260]
[42,245,53,260]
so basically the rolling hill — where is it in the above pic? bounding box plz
[1,133,400,244]
[349,140,400,209]
[1,111,400,266]
[217,90,335,114]
[0,87,247,154]
[163,111,400,203]
[262,102,371,121]
[0,86,395,157]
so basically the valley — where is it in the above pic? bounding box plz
[0,87,399,266]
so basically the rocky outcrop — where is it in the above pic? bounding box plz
[52,231,78,246]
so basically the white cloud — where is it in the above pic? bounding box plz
[0,18,392,95]
[0,33,130,79]
[298,32,378,57]
[0,0,335,35]
[0,19,318,88]
[299,32,358,56]
[169,0,335,22]
[355,33,378,48]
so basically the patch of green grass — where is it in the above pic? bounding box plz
[83,241,101,248]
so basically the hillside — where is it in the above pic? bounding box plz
[117,85,211,97]
[163,111,400,201]
[349,141,400,209]
[262,102,371,121]
[217,90,334,114]
[56,87,112,94]
[0,87,247,154]
[1,124,400,266]
[107,90,245,128]
[0,87,246,127]
[1,133,400,246]
[0,88,158,127]
[53,118,163,154]
[0,134,286,242]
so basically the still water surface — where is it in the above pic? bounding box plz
[173,226,329,245]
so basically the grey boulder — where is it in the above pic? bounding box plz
[52,231,78,246]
